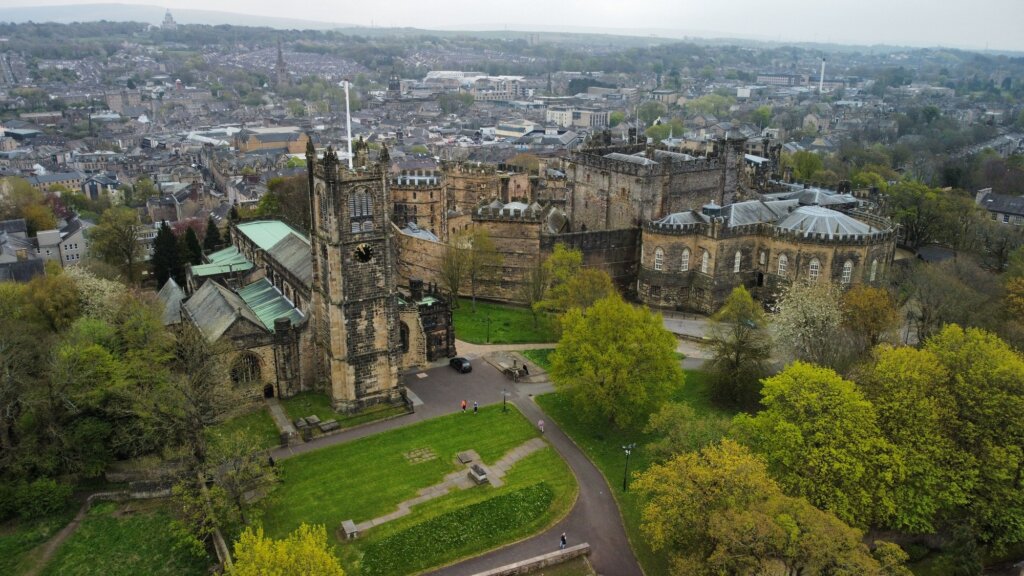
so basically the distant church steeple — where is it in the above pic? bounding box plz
[275,39,290,90]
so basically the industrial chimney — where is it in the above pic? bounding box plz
[819,58,826,94]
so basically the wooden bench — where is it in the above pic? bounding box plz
[341,519,358,540]
[457,451,474,464]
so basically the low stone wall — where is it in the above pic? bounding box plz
[469,543,590,576]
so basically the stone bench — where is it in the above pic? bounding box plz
[468,463,489,484]
[319,419,340,433]
[341,519,358,540]
[305,415,321,426]
[293,417,308,429]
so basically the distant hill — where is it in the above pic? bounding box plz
[0,3,349,30]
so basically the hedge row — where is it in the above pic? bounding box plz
[0,478,73,521]
[360,482,554,576]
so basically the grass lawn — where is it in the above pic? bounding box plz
[453,298,557,344]
[0,508,77,575]
[535,370,734,575]
[280,392,408,430]
[260,405,576,575]
[521,348,555,371]
[207,406,280,451]
[39,500,210,576]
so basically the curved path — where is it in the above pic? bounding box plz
[269,355,644,576]
[423,392,642,576]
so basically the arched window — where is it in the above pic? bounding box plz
[681,248,690,272]
[759,250,766,265]
[808,258,821,282]
[870,259,878,282]
[700,250,710,274]
[733,250,742,273]
[778,254,788,276]
[841,260,853,285]
[654,247,664,271]
[230,353,262,387]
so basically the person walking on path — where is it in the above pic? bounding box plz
[473,401,478,414]
[461,399,467,413]
[538,419,545,433]
[559,532,567,549]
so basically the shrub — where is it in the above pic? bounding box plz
[15,478,73,519]
[361,482,554,576]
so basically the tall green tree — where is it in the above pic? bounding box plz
[182,227,203,266]
[857,345,971,533]
[438,237,467,305]
[203,215,222,251]
[733,362,903,527]
[923,325,1024,549]
[465,228,502,312]
[633,440,895,575]
[550,295,682,430]
[88,206,145,284]
[842,285,899,356]
[151,220,180,288]
[518,256,550,327]
[703,286,771,409]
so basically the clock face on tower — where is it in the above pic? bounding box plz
[354,243,374,263]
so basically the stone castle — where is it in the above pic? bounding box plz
[393,135,893,313]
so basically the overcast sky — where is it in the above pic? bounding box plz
[6,0,1024,52]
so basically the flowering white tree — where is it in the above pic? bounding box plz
[771,281,849,369]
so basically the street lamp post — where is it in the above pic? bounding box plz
[485,312,492,343]
[622,443,636,492]
[502,388,509,413]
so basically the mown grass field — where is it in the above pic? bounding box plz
[535,370,733,575]
[261,405,576,575]
[39,501,210,576]
[453,299,557,344]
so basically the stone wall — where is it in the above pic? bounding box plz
[540,228,640,291]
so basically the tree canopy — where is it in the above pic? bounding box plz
[733,362,903,527]
[550,295,682,430]
[703,286,771,410]
[228,524,345,576]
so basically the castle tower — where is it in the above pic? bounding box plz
[306,142,403,412]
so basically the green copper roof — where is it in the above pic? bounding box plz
[236,278,304,331]
[236,220,308,252]
[191,246,253,277]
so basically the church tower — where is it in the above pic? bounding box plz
[306,141,403,412]
[275,39,290,90]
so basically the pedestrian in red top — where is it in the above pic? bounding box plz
[461,399,467,413]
